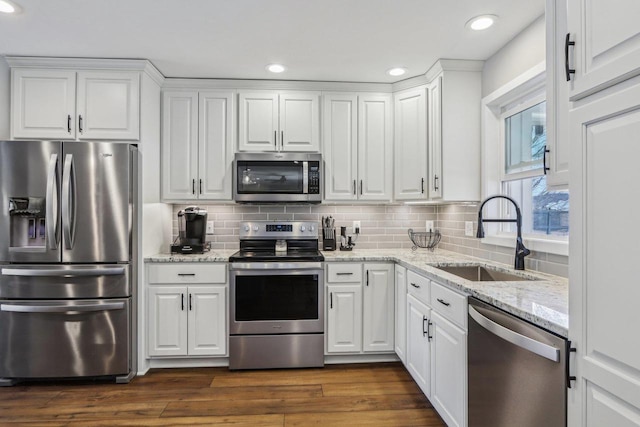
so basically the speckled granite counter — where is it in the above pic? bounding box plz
[145,248,568,337]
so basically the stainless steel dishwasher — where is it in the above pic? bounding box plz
[468,297,567,427]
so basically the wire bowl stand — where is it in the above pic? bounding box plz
[408,229,441,251]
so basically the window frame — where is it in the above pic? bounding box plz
[480,62,568,256]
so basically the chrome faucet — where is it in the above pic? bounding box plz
[476,195,531,270]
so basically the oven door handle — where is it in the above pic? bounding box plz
[1,267,126,277]
[1,302,125,313]
[230,262,323,271]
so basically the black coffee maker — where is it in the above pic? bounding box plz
[171,206,209,254]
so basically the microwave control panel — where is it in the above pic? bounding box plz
[308,163,320,194]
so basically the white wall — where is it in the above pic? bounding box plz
[0,59,10,139]
[481,15,545,97]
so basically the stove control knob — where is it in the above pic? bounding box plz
[253,225,259,232]
[309,225,315,232]
[300,225,306,232]
[244,225,250,232]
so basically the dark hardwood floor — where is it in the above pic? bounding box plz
[0,362,446,426]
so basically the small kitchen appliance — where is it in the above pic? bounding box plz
[171,206,209,254]
[228,221,324,370]
[339,226,359,251]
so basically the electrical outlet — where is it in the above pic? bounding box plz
[352,221,361,233]
[426,220,434,232]
[465,221,474,237]
[206,221,214,235]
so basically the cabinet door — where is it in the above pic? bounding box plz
[323,93,358,200]
[148,286,188,357]
[161,91,199,200]
[188,286,227,356]
[546,0,570,188]
[569,82,640,425]
[363,264,394,352]
[430,311,467,427]
[76,71,140,140]
[428,76,443,199]
[394,87,428,200]
[198,91,234,199]
[280,92,320,152]
[238,91,278,151]
[11,68,76,139]
[406,294,431,397]
[326,284,362,353]
[395,265,407,364]
[359,95,393,201]
[567,0,640,99]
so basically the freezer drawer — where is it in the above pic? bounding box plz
[0,264,130,299]
[0,298,130,379]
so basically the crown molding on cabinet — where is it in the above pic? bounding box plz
[392,59,485,92]
[162,78,393,93]
[4,56,165,86]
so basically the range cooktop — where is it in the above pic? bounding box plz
[229,250,324,263]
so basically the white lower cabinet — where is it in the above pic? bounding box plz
[147,263,227,358]
[325,263,394,355]
[404,270,468,427]
[430,311,467,427]
[394,265,407,364]
[406,293,431,397]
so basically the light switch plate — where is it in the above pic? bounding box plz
[465,221,474,237]
[206,221,214,235]
[426,220,434,232]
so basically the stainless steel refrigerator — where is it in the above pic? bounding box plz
[0,140,137,385]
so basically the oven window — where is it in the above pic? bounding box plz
[236,161,303,194]
[235,274,318,321]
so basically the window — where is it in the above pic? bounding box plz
[481,63,569,255]
[501,101,569,237]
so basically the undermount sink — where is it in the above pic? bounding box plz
[435,265,536,282]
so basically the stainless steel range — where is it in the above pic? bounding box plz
[229,221,324,370]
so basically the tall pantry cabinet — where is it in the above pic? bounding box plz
[562,0,640,424]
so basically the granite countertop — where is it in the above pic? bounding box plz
[145,248,569,337]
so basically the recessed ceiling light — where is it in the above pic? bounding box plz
[0,0,20,13]
[466,15,498,31]
[266,64,286,73]
[387,67,407,77]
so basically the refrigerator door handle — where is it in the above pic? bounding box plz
[62,154,77,250]
[45,154,59,250]
[1,302,125,313]
[469,305,560,362]
[1,267,126,277]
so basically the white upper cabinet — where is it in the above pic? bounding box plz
[567,0,640,99]
[162,89,234,201]
[11,68,140,141]
[546,0,570,188]
[76,71,140,140]
[426,62,482,202]
[238,91,319,152]
[323,93,392,202]
[394,86,428,200]
[11,69,76,139]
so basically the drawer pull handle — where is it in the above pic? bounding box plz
[437,298,450,307]
[336,272,353,276]
[410,282,420,289]
[178,273,196,277]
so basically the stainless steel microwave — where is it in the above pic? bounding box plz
[233,152,322,203]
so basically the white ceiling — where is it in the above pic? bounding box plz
[0,0,544,83]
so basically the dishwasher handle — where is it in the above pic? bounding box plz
[469,305,560,362]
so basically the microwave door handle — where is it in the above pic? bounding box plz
[303,161,309,194]
[62,154,77,250]
[45,154,59,250]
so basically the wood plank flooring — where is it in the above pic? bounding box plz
[0,362,446,426]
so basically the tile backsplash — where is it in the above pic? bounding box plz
[171,202,568,278]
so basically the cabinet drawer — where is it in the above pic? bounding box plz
[430,281,467,329]
[407,269,430,305]
[326,263,362,283]
[148,263,227,284]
